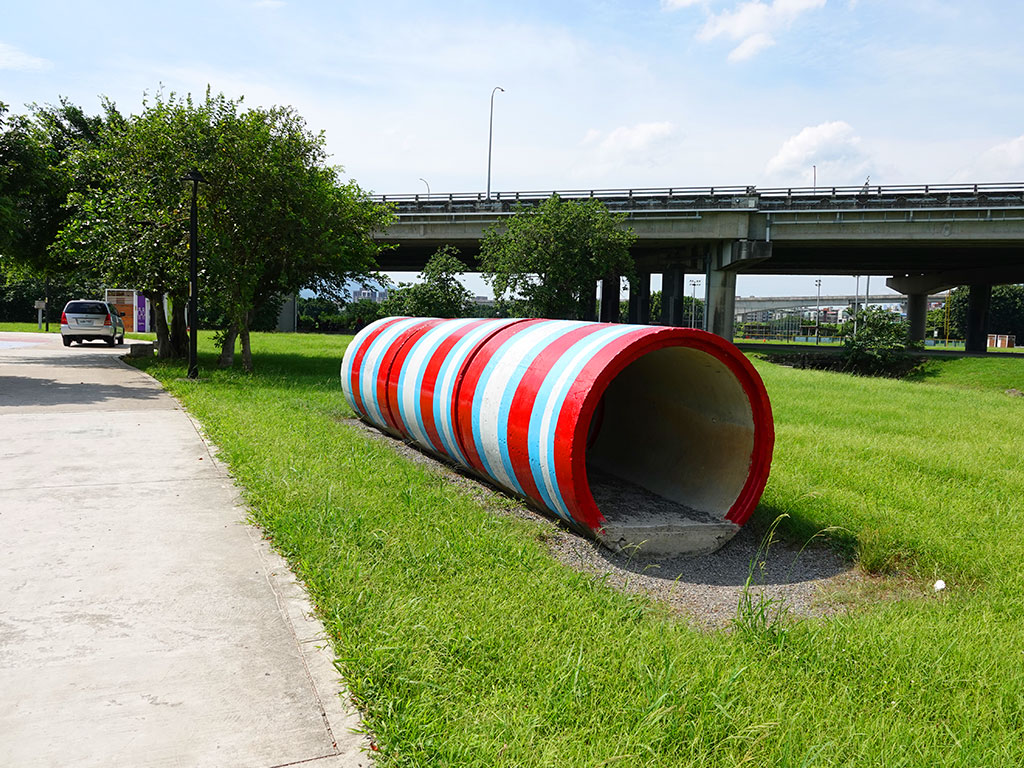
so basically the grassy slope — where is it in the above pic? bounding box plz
[132,334,1024,767]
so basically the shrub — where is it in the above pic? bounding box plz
[840,306,922,377]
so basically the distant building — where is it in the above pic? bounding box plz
[352,286,389,302]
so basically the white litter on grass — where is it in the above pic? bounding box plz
[934,579,946,592]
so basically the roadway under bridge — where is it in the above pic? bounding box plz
[372,182,1024,352]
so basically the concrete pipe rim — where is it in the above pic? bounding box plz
[569,327,774,534]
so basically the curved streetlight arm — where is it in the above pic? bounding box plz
[487,86,504,200]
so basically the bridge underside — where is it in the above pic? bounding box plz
[374,190,1024,353]
[379,238,1024,277]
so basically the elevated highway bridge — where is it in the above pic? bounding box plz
[372,182,1024,351]
[733,294,946,320]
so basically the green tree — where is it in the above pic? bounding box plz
[0,99,104,322]
[56,90,391,370]
[480,195,636,320]
[942,284,1024,342]
[338,298,385,330]
[382,246,474,318]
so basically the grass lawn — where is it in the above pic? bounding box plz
[130,333,1024,767]
[0,321,61,332]
[0,320,156,342]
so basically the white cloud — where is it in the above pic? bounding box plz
[728,31,775,60]
[660,0,704,8]
[766,121,872,185]
[0,42,51,71]
[696,0,825,60]
[581,121,679,177]
[953,135,1024,182]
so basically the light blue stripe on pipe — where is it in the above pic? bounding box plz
[528,325,638,521]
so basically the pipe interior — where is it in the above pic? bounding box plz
[585,345,755,524]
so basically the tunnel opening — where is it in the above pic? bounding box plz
[584,345,757,555]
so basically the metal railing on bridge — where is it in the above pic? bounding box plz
[374,181,1024,216]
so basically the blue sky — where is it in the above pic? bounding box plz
[4,0,1024,298]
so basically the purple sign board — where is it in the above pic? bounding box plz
[136,294,147,332]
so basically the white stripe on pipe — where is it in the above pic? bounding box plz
[398,318,475,449]
[473,320,575,492]
[359,318,421,429]
[534,326,637,520]
[341,316,395,409]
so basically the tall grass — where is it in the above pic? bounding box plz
[131,334,1024,767]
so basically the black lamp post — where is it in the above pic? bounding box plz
[181,168,207,379]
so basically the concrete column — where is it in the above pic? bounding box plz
[965,284,991,353]
[628,272,651,324]
[599,275,620,323]
[906,292,927,346]
[663,266,685,326]
[706,259,737,340]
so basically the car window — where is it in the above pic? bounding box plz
[65,301,109,315]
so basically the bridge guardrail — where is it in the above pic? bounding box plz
[376,182,1024,215]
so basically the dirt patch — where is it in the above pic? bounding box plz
[348,419,866,631]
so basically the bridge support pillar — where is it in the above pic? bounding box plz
[906,292,928,346]
[663,266,685,326]
[707,258,737,340]
[599,275,620,323]
[628,272,651,324]
[965,284,991,353]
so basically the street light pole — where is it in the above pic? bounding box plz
[486,86,504,201]
[688,279,701,329]
[419,177,430,199]
[815,278,822,345]
[181,168,207,380]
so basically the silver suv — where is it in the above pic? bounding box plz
[60,300,126,347]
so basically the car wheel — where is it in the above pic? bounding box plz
[62,336,72,347]
[117,335,125,346]
[106,336,116,347]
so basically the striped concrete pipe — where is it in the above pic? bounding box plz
[341,317,774,556]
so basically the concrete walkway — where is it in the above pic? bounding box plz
[0,332,368,767]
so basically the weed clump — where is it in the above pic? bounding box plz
[762,307,925,378]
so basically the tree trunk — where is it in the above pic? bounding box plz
[218,322,238,368]
[169,299,188,359]
[239,313,254,373]
[150,293,173,359]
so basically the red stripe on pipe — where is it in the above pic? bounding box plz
[347,317,406,418]
[554,327,647,530]
[381,319,445,437]
[417,319,492,458]
[504,324,606,510]
[453,319,542,477]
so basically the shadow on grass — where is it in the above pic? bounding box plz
[133,349,345,385]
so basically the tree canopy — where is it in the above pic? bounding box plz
[930,284,1024,341]
[50,90,392,369]
[0,99,103,279]
[479,195,636,320]
[382,246,475,318]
